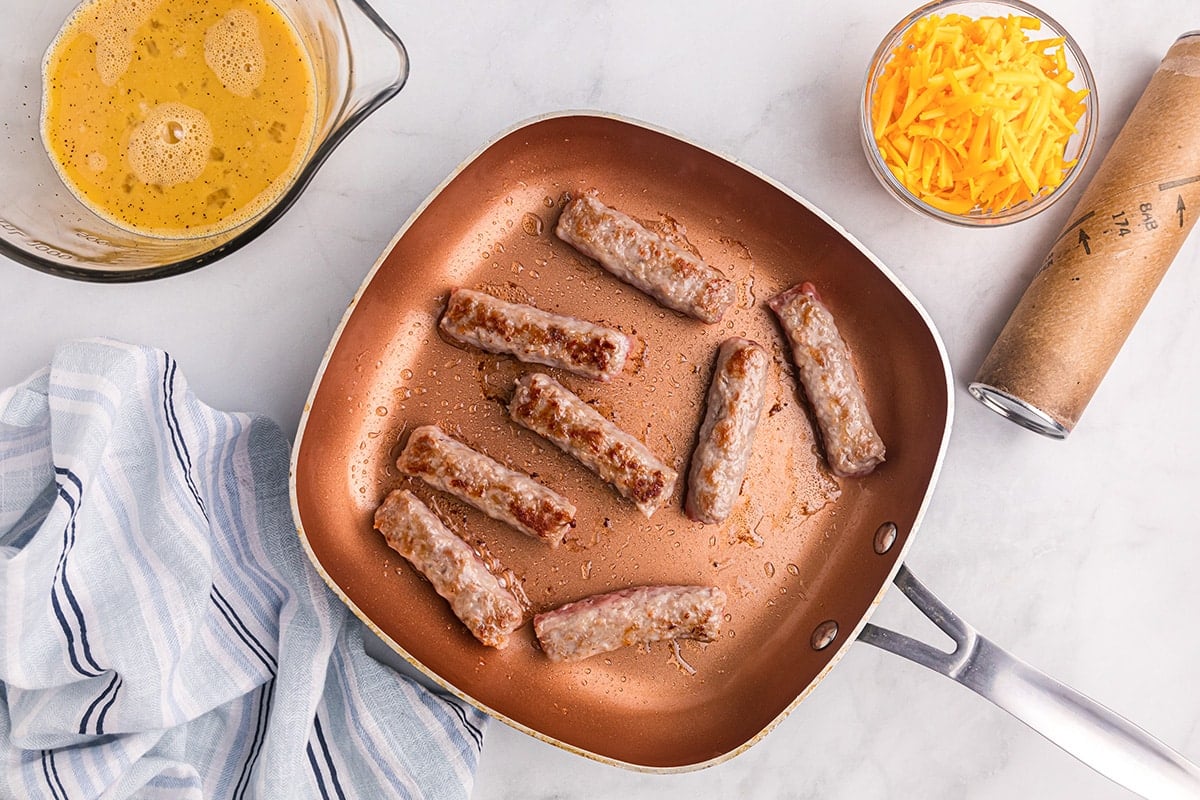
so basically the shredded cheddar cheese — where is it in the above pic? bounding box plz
[871,13,1088,216]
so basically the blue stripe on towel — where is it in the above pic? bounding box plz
[40,751,63,800]
[79,672,120,735]
[210,586,278,672]
[42,750,68,800]
[50,480,102,678]
[438,693,484,752]
[161,354,206,519]
[233,681,273,800]
[93,675,121,736]
[313,714,348,800]
[306,741,332,800]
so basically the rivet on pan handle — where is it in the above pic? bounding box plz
[859,565,1200,800]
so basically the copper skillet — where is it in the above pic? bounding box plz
[288,112,1200,796]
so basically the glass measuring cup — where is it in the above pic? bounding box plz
[0,0,409,282]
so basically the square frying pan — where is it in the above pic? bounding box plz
[290,113,1199,794]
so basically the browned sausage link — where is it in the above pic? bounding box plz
[374,490,524,649]
[555,194,736,324]
[507,373,678,517]
[439,288,634,382]
[396,425,576,546]
[533,585,727,663]
[686,337,771,524]
[768,282,885,477]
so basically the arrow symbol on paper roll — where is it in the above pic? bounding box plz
[1179,195,1186,228]
[1078,229,1092,255]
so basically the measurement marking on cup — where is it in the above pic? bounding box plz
[1078,229,1092,255]
[0,217,75,260]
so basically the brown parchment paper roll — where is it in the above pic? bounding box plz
[971,33,1200,438]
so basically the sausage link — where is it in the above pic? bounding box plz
[374,489,524,649]
[533,585,726,663]
[555,194,736,323]
[768,282,885,477]
[686,337,771,523]
[507,373,677,517]
[396,424,576,546]
[439,288,633,381]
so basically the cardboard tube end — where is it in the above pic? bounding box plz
[968,382,1071,439]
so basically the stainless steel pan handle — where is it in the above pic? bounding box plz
[859,566,1200,800]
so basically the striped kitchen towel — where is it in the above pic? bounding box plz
[0,339,487,800]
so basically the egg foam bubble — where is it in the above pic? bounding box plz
[204,9,266,97]
[127,102,214,187]
[77,0,156,85]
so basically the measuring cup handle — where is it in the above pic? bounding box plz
[858,565,1200,800]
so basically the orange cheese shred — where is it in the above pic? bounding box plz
[871,13,1088,215]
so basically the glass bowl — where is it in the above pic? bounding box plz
[0,0,408,282]
[860,0,1097,226]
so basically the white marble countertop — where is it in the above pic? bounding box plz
[4,1,1200,798]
